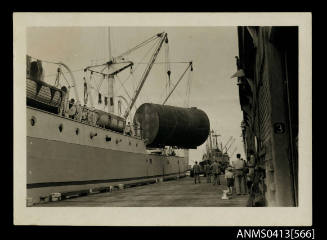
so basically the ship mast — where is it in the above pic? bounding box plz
[107,27,114,113]
[209,130,213,159]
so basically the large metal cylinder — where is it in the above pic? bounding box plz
[95,110,125,133]
[133,103,210,148]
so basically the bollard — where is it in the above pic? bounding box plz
[221,189,230,200]
[39,195,50,203]
[89,188,99,194]
[26,197,33,207]
[50,192,62,202]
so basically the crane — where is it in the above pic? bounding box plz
[225,138,235,152]
[123,32,168,119]
[222,136,233,152]
[230,147,237,157]
[225,139,235,154]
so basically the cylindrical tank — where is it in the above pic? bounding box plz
[26,78,63,113]
[95,110,125,133]
[133,103,210,148]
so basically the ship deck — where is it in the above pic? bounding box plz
[36,175,249,207]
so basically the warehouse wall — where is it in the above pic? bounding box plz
[237,27,298,206]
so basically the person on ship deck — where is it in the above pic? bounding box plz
[124,122,132,136]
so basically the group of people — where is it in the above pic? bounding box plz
[59,93,141,138]
[64,98,98,126]
[192,160,223,185]
[192,152,256,196]
[123,121,141,138]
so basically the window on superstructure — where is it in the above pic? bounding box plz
[106,136,111,142]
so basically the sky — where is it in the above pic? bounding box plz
[27,26,245,165]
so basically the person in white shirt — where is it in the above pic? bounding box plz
[231,153,246,195]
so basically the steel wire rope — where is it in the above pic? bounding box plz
[136,38,163,105]
[184,69,192,107]
[133,61,190,64]
[169,84,186,106]
[60,71,72,88]
[115,33,161,60]
[44,68,84,78]
[95,65,109,93]
[115,38,160,102]
[158,62,190,104]
[138,39,163,105]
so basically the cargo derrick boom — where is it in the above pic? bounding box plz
[124,32,167,120]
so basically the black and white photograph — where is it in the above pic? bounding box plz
[13,13,312,226]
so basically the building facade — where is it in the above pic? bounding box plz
[235,27,298,206]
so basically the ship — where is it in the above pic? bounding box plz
[192,130,232,176]
[26,31,210,205]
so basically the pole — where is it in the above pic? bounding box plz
[209,130,213,159]
[107,27,114,113]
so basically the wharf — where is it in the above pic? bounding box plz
[38,175,249,207]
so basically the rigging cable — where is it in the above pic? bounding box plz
[115,33,162,60]
[115,37,160,100]
[185,67,192,107]
[162,62,193,105]
[60,71,72,88]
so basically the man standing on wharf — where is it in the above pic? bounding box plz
[232,154,246,195]
[193,161,201,184]
[211,160,220,185]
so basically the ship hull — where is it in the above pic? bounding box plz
[26,107,188,204]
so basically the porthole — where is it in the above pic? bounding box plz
[75,128,79,135]
[30,116,36,126]
[106,136,111,142]
[90,132,97,139]
[58,124,63,132]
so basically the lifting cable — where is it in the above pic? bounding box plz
[115,37,160,97]
[162,62,193,105]
[185,68,192,107]
[60,71,72,88]
[115,33,162,61]
[164,38,171,89]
